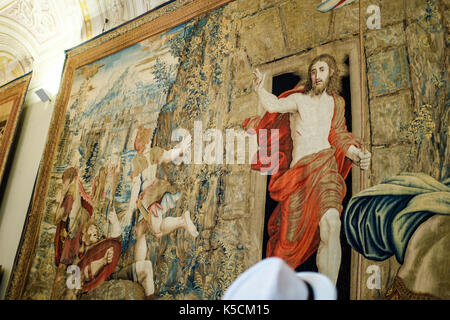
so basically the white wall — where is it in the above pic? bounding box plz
[0,93,54,299]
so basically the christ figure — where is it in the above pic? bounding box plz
[246,54,371,284]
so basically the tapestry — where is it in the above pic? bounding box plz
[7,0,448,300]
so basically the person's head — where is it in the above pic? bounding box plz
[304,54,339,96]
[134,125,153,154]
[81,219,99,246]
[62,167,78,188]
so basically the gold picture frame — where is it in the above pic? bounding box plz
[0,72,32,190]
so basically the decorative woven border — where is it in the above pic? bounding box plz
[5,0,234,300]
[385,276,441,300]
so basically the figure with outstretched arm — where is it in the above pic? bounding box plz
[122,125,198,240]
[113,125,198,298]
[129,126,198,260]
[245,54,370,284]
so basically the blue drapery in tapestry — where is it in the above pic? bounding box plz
[343,172,450,264]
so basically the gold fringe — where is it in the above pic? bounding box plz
[385,276,441,300]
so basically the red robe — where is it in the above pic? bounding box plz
[243,88,359,269]
[77,238,122,292]
[54,177,94,266]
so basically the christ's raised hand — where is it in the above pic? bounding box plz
[253,68,266,91]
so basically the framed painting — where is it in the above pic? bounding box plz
[6,0,448,301]
[6,0,241,301]
[0,72,32,190]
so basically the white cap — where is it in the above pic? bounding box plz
[222,257,337,300]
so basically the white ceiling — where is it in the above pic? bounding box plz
[0,0,170,98]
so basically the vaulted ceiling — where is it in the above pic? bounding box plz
[0,0,170,96]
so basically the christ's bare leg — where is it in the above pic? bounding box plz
[317,208,341,285]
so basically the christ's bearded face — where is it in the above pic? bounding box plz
[310,60,331,96]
